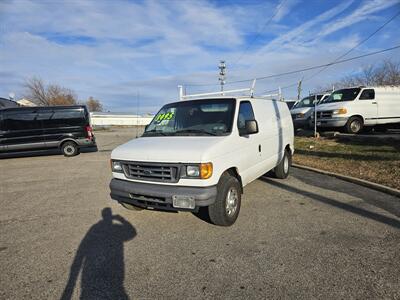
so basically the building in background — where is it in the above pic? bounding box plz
[17,98,37,107]
[90,112,153,126]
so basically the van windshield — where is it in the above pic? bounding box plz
[143,99,236,137]
[292,96,319,108]
[323,88,361,103]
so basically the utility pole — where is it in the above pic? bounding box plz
[218,60,226,92]
[297,80,302,101]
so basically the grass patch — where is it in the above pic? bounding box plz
[293,136,400,190]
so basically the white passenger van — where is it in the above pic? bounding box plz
[109,89,294,226]
[313,86,400,133]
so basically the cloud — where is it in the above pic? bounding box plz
[0,0,398,112]
[273,0,300,22]
[316,0,400,38]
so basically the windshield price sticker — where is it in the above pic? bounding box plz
[155,112,174,124]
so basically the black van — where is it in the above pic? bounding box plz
[0,105,96,157]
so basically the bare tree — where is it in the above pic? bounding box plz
[25,77,77,106]
[336,59,400,88]
[85,96,104,112]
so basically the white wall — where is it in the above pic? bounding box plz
[90,113,153,126]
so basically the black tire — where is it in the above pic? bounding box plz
[208,173,241,226]
[121,202,143,211]
[274,149,291,179]
[61,141,79,157]
[345,116,363,134]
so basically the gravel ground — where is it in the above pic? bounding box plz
[1,127,399,299]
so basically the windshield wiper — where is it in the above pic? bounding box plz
[174,129,218,136]
[143,129,168,136]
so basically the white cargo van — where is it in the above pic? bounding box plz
[109,94,294,226]
[313,86,400,133]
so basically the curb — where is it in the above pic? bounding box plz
[292,163,400,198]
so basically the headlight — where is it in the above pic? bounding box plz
[186,165,200,177]
[185,163,213,179]
[332,108,347,115]
[111,160,123,172]
[296,113,305,119]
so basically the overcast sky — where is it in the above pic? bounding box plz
[1,0,399,113]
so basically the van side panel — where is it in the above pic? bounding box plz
[40,108,88,148]
[1,109,46,151]
[376,88,400,125]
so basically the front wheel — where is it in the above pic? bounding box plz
[345,116,363,134]
[274,149,291,179]
[208,173,241,226]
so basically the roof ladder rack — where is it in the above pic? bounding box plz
[178,79,257,100]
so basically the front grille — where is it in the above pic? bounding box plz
[121,162,179,183]
[317,111,333,119]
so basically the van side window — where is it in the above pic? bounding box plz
[41,110,85,128]
[237,101,255,134]
[4,112,41,131]
[359,89,375,100]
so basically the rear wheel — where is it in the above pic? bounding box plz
[274,149,291,179]
[345,116,363,134]
[121,202,143,211]
[61,141,79,157]
[208,173,241,226]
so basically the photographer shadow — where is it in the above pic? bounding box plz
[61,208,136,300]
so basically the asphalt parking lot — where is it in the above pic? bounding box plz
[1,128,399,299]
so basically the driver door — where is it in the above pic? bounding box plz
[237,101,262,185]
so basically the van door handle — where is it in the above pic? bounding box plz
[258,145,261,152]
[372,101,377,104]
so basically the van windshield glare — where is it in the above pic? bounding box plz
[324,88,361,103]
[292,96,319,108]
[143,99,236,137]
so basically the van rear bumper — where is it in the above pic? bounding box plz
[75,138,96,147]
[109,178,217,211]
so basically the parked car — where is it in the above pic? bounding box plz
[109,96,294,226]
[312,86,400,133]
[290,93,330,129]
[0,105,96,156]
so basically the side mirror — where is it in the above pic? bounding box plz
[241,120,258,136]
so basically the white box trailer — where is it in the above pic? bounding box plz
[314,86,400,133]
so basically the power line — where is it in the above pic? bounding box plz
[304,9,400,82]
[232,0,286,68]
[260,45,400,94]
[185,45,400,88]
[261,10,400,94]
[186,10,400,89]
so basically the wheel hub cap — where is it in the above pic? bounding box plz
[351,120,361,132]
[65,146,74,153]
[226,187,238,216]
[283,156,289,173]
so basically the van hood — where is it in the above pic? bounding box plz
[111,136,226,163]
[317,102,346,111]
[290,107,312,114]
